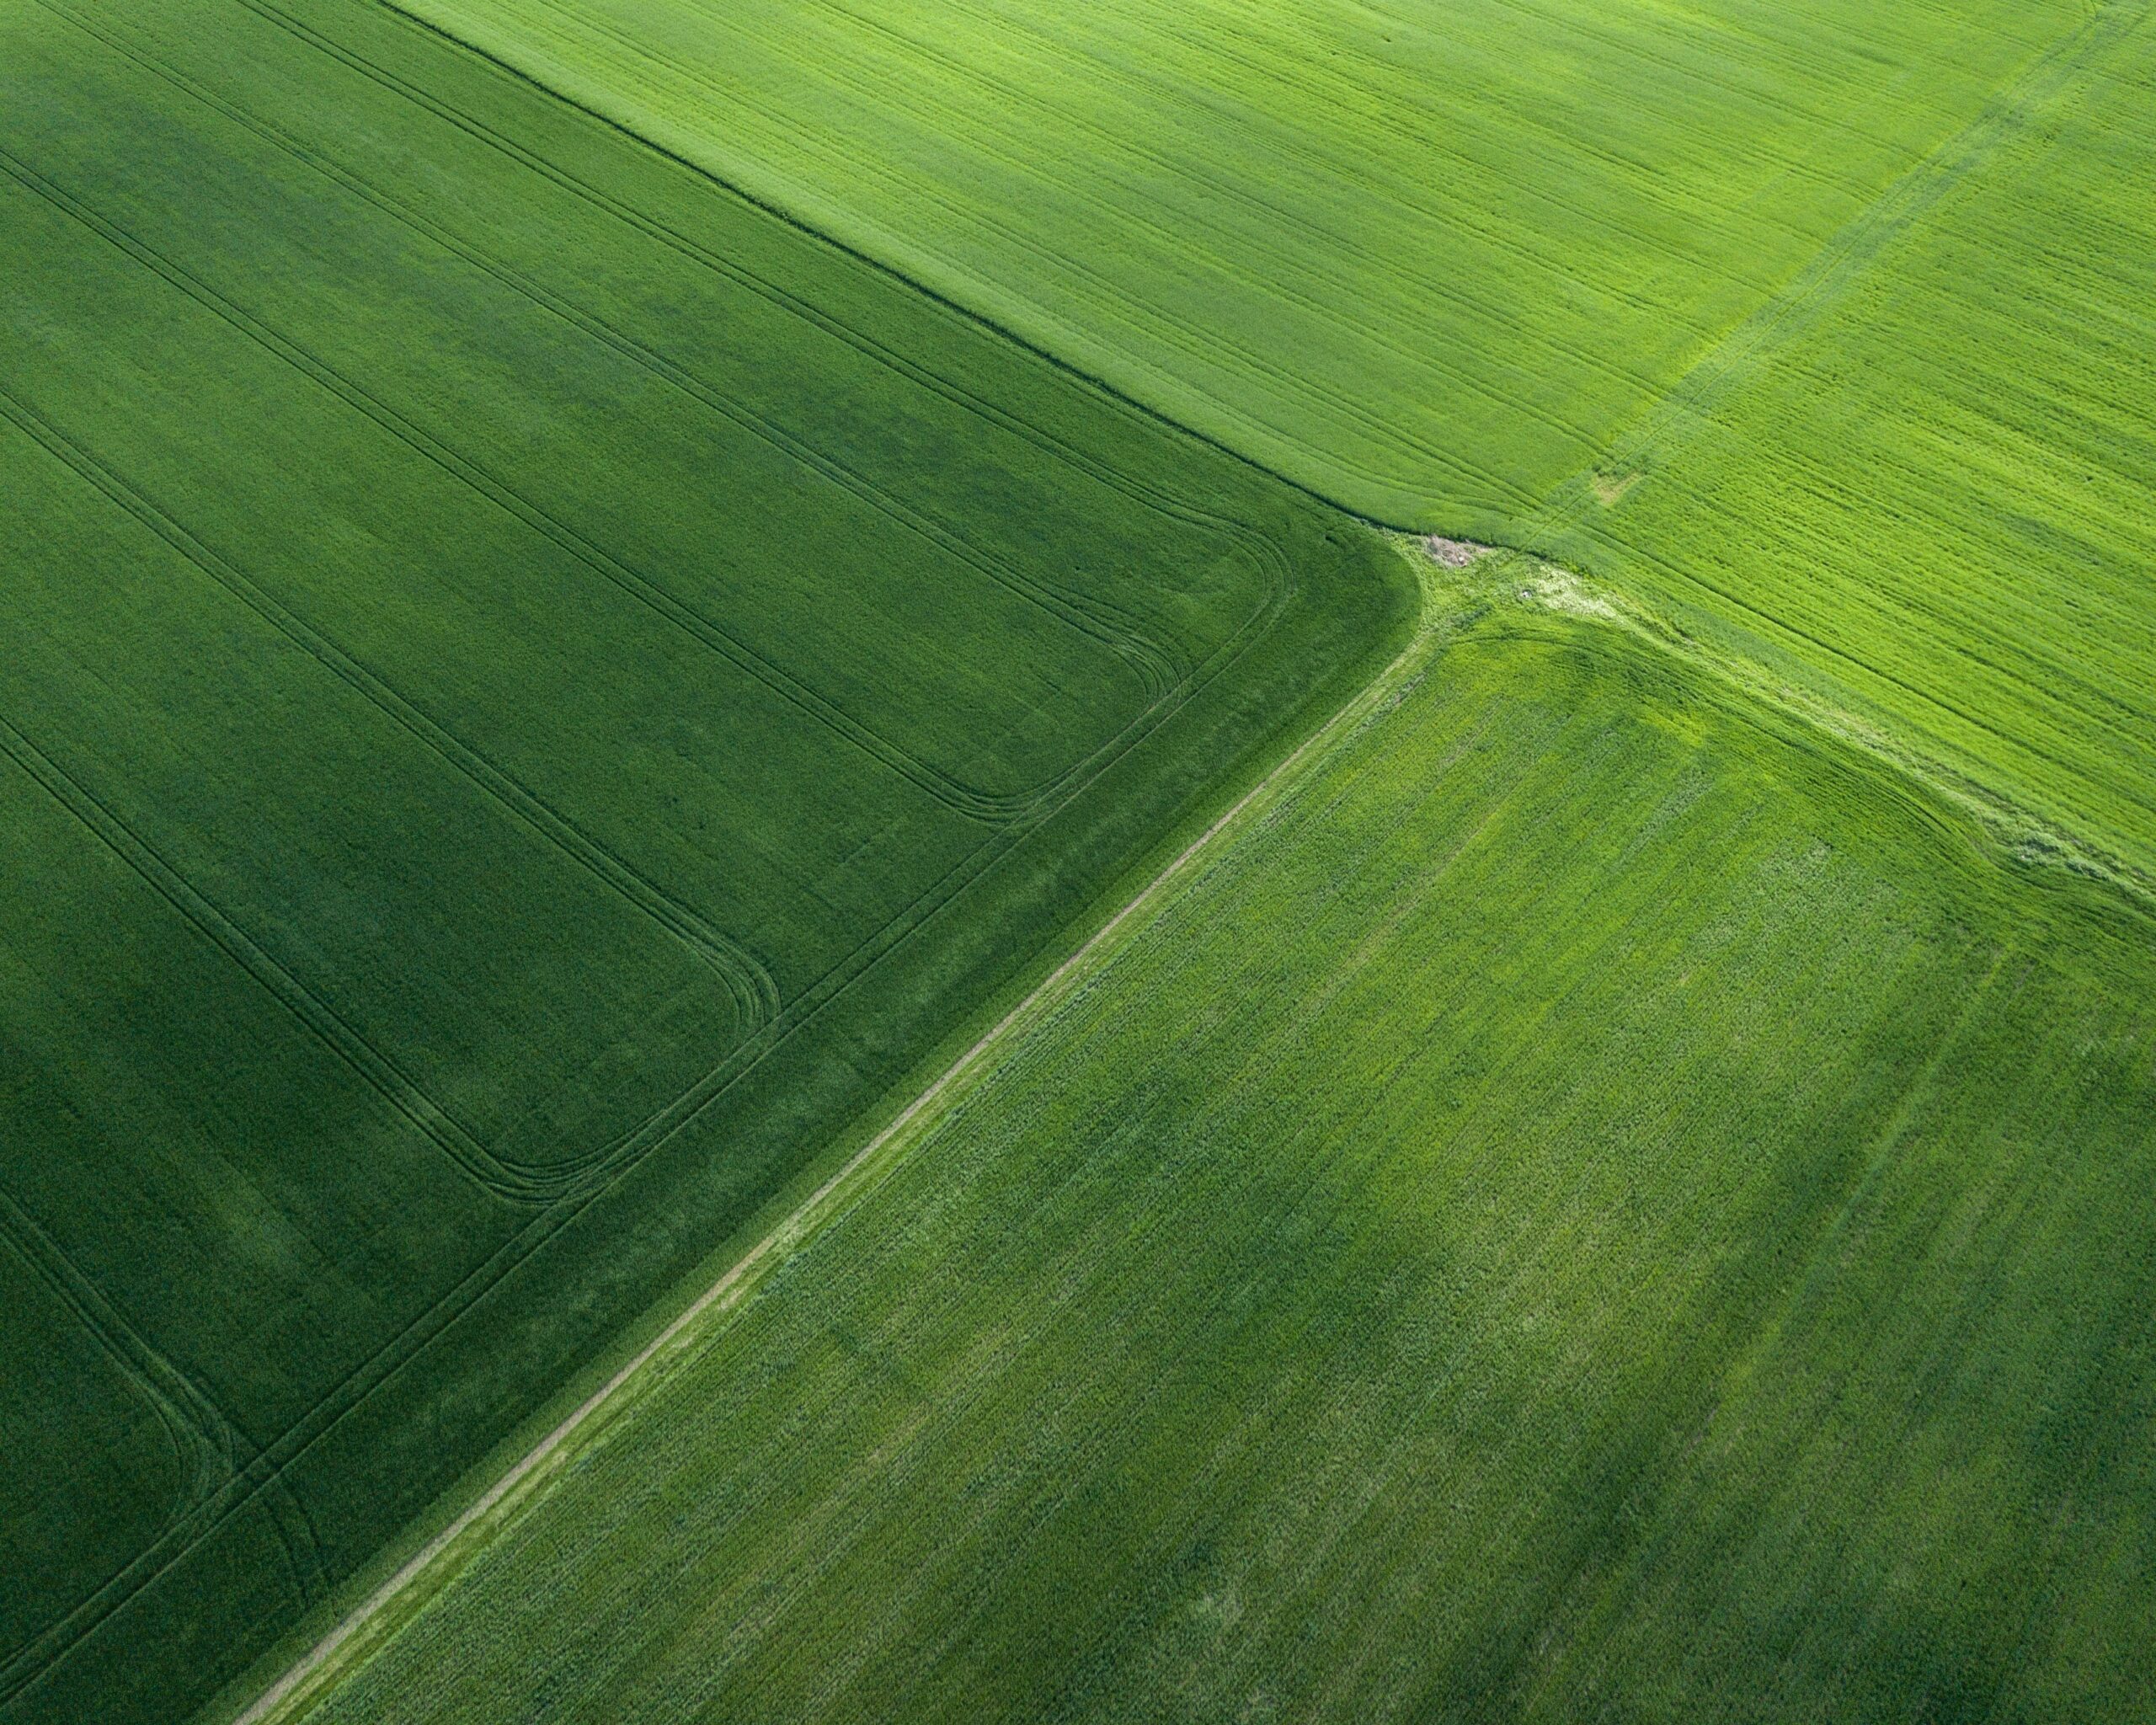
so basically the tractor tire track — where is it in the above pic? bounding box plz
[232,544,1449,1725]
[0,696,531,1204]
[0,365,776,1058]
[0,129,1030,829]
[0,1,1355,1696]
[0,1192,328,1609]
[35,0,1189,799]
[175,0,1187,708]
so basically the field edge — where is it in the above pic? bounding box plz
[214,517,2156,1723]
[192,524,1421,1725]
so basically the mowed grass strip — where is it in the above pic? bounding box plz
[0,1,1409,1717]
[290,576,2156,1725]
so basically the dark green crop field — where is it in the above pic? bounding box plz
[285,573,2156,1724]
[0,2,1406,1718]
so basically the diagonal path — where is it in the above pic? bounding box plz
[1503,0,2138,562]
[232,553,1448,1725]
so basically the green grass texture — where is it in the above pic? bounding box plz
[0,2,1409,1718]
[1567,2,2156,887]
[290,571,2156,1725]
[395,0,2156,878]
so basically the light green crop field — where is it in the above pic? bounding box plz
[0,2,1406,1719]
[395,0,2156,879]
[397,0,2081,523]
[285,571,2156,1725]
[1558,2,2156,882]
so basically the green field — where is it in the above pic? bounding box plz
[1563,0,2156,880]
[398,0,2156,878]
[399,0,2081,522]
[6,0,2155,1720]
[0,3,1405,1718]
[280,567,2156,1723]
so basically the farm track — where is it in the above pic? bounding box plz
[202,0,1187,713]
[241,489,2156,1719]
[0,366,1315,1705]
[0,182,1320,1725]
[11,0,2148,1714]
[0,1,1417,1711]
[0,524,1298,1712]
[9,21,1135,821]
[232,539,1454,1725]
[259,548,2156,1722]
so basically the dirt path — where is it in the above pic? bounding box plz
[233,548,1442,1725]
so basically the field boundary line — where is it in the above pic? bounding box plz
[509,0,1606,475]
[232,550,1445,1725]
[353,0,1405,526]
[216,0,1187,704]
[1491,554,2156,916]
[27,1,1171,819]
[5,10,1358,1696]
[228,507,2156,1721]
[0,215,1322,1703]
[344,0,2156,873]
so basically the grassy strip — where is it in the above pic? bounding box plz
[228,542,1454,1725]
[274,542,2156,1721]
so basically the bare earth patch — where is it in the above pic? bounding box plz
[1423,534,1489,567]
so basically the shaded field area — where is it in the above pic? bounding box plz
[287,574,2156,1724]
[394,0,2156,880]
[0,2,1410,1718]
